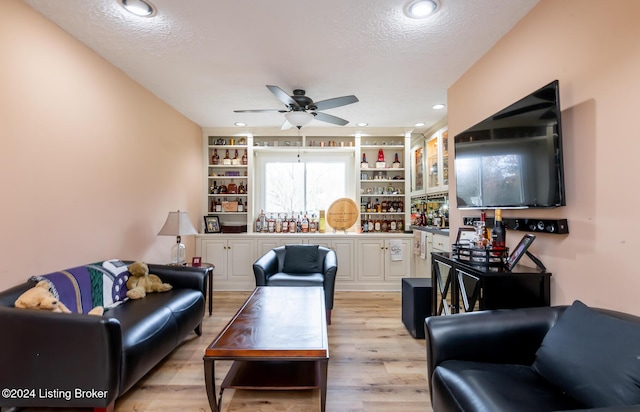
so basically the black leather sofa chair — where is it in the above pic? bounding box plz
[425,303,640,412]
[0,263,207,412]
[253,244,337,324]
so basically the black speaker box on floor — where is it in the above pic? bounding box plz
[402,278,432,339]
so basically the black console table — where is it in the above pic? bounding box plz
[431,252,551,316]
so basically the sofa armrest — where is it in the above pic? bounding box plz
[253,249,278,286]
[0,306,121,409]
[146,264,208,295]
[557,407,640,412]
[425,306,566,396]
[322,249,338,310]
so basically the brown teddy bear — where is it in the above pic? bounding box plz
[15,280,104,316]
[126,261,172,299]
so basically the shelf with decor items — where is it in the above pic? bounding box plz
[356,134,411,233]
[424,126,449,194]
[206,135,251,231]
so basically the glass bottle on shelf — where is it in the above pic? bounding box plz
[289,213,297,233]
[362,216,369,232]
[397,218,404,232]
[368,215,374,232]
[268,214,275,233]
[374,215,382,232]
[301,212,309,233]
[212,149,220,165]
[377,149,385,162]
[392,153,401,168]
[361,153,368,168]
[390,218,397,232]
[218,181,227,193]
[215,199,222,212]
[319,210,326,233]
[237,198,244,212]
[242,149,248,165]
[223,149,231,165]
[275,214,283,233]
[232,149,240,165]
[381,216,389,232]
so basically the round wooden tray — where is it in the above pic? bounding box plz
[326,198,359,231]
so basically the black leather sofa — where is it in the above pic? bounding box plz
[425,303,640,412]
[0,263,207,412]
[253,244,337,324]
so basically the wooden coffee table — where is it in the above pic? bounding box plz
[203,286,329,412]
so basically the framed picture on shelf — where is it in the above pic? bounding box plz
[191,257,202,267]
[411,144,425,194]
[505,234,536,270]
[456,227,476,245]
[204,215,221,234]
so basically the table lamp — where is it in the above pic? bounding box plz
[157,210,199,265]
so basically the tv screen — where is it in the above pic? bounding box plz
[454,80,565,209]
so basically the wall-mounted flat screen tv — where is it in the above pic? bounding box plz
[454,80,566,209]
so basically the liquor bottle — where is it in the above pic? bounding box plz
[374,198,381,213]
[491,209,506,249]
[259,210,267,232]
[362,216,369,232]
[268,214,275,233]
[301,212,309,233]
[209,181,215,194]
[223,149,231,165]
[397,218,404,232]
[390,218,397,232]
[381,199,388,213]
[275,213,283,233]
[282,213,289,233]
[289,213,297,233]
[210,199,215,213]
[477,212,489,247]
[368,215,374,232]
[255,213,262,232]
[377,149,385,162]
[309,213,317,233]
[241,149,248,165]
[392,153,401,168]
[420,204,427,227]
[232,149,240,165]
[381,216,389,232]
[213,181,219,194]
[319,210,326,233]
[361,153,369,168]
[212,149,220,165]
[215,198,222,213]
[237,198,244,212]
[238,182,246,194]
[218,181,227,194]
[374,215,382,232]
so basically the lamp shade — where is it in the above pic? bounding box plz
[157,210,198,236]
[285,111,314,128]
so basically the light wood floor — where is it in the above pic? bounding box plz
[21,291,433,412]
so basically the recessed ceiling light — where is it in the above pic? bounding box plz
[118,0,157,17]
[414,122,426,127]
[234,122,247,127]
[432,104,446,110]
[357,122,368,127]
[405,0,439,19]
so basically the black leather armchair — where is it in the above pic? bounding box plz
[253,244,338,324]
[425,305,640,412]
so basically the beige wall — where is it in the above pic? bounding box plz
[0,0,203,290]
[448,0,640,315]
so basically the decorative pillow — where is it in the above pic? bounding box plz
[532,300,640,408]
[282,245,321,274]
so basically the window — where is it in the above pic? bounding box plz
[255,150,355,216]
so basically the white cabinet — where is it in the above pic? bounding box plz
[196,238,255,289]
[356,237,411,284]
[425,127,449,194]
[412,229,451,278]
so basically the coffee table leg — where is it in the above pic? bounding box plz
[319,359,328,412]
[204,358,219,412]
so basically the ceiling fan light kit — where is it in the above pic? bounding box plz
[285,111,314,128]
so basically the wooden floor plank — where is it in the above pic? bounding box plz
[19,291,433,412]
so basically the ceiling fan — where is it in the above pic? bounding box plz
[234,85,359,129]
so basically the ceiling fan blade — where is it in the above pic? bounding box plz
[266,85,298,108]
[233,109,288,113]
[313,95,358,111]
[313,112,349,126]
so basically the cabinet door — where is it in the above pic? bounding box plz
[384,239,411,281]
[200,239,228,281]
[357,239,385,281]
[227,239,255,283]
[432,234,450,252]
[256,238,280,257]
[332,239,355,282]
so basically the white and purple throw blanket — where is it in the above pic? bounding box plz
[30,259,131,314]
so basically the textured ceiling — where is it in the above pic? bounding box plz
[24,0,539,135]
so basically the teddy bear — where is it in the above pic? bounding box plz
[15,280,104,316]
[126,261,172,299]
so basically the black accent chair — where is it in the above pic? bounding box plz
[252,244,338,324]
[425,303,640,412]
